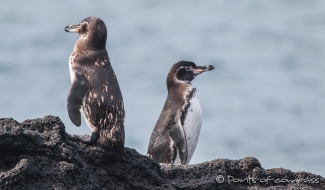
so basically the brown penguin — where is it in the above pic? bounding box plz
[65,17,125,155]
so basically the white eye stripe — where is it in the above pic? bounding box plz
[176,67,182,73]
[177,66,192,72]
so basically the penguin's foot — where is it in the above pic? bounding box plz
[79,132,99,145]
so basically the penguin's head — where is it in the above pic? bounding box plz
[65,17,107,49]
[167,61,214,87]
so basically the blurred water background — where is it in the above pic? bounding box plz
[0,0,324,176]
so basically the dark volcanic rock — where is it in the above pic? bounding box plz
[0,116,324,190]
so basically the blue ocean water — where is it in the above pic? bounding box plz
[0,1,324,177]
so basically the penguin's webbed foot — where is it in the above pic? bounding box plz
[79,132,99,145]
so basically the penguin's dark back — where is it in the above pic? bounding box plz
[75,48,125,151]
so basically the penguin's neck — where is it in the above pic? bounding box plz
[168,82,195,102]
[74,37,105,54]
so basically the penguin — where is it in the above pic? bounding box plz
[147,61,214,165]
[65,17,125,155]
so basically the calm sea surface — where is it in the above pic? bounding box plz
[0,1,324,176]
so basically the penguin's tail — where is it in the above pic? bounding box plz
[99,125,125,156]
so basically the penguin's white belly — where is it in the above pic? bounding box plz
[174,92,202,165]
[183,92,202,164]
[69,55,75,83]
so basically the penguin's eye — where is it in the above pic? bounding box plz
[185,66,192,71]
[80,22,87,29]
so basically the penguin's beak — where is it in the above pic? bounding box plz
[65,24,81,33]
[192,65,215,75]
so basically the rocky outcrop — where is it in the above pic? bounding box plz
[0,116,324,189]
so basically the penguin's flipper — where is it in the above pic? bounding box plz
[67,74,90,126]
[169,121,188,165]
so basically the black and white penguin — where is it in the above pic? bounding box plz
[65,17,125,155]
[147,61,214,165]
